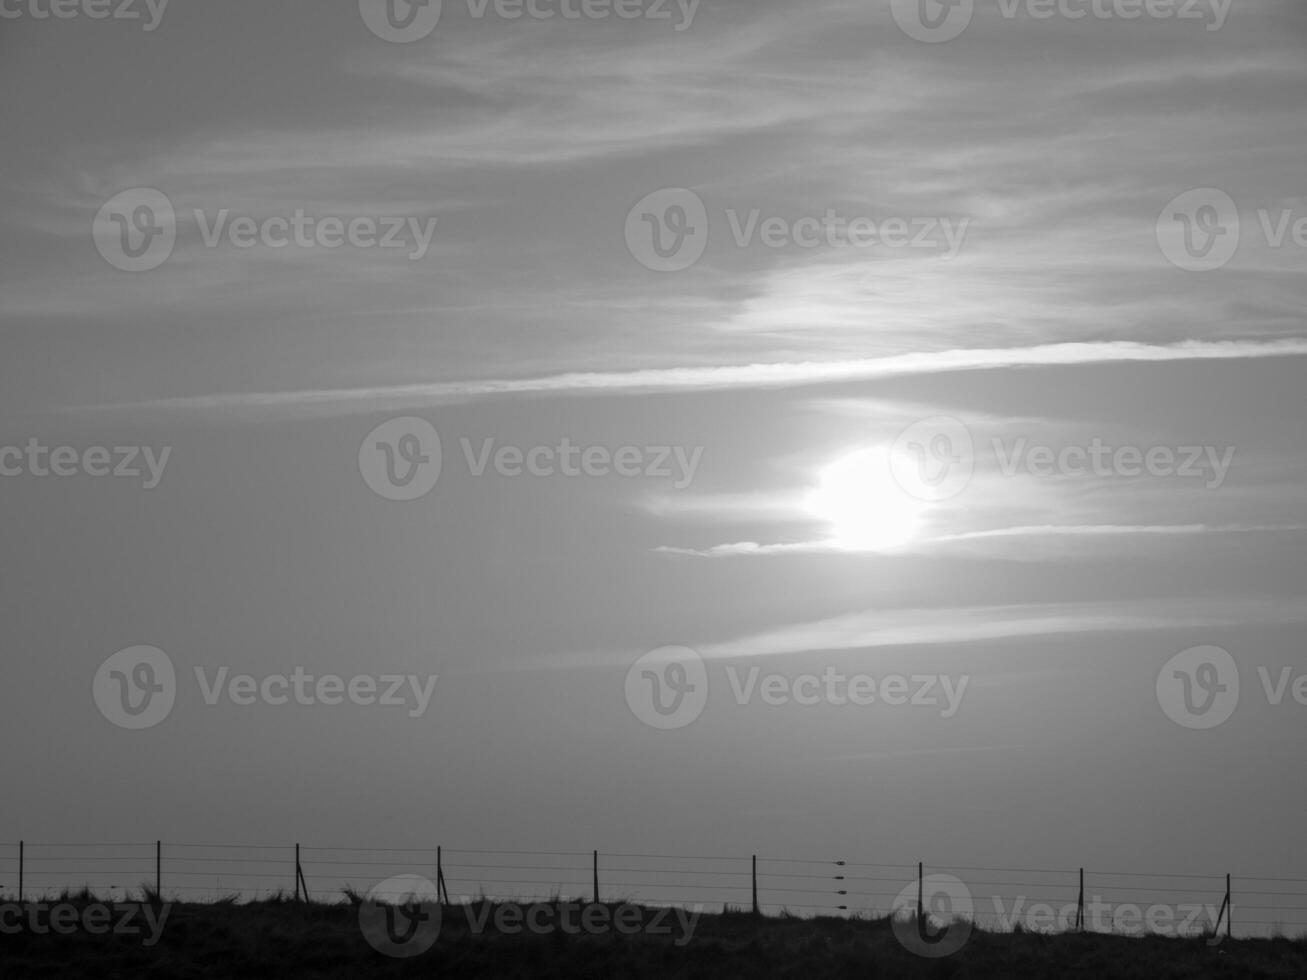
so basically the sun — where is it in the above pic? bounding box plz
[805,447,927,552]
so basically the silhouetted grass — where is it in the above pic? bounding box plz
[1,891,1304,978]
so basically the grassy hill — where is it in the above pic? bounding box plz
[2,892,1304,979]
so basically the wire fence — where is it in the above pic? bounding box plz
[1,842,1304,939]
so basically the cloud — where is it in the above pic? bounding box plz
[700,596,1307,660]
[656,523,1307,559]
[77,338,1307,417]
[488,594,1307,671]
[928,523,1307,542]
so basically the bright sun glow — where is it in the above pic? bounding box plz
[806,447,927,551]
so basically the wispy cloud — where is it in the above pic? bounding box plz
[928,523,1307,542]
[77,338,1307,417]
[489,595,1307,671]
[656,523,1307,559]
[700,596,1307,661]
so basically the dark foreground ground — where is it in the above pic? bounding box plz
[2,893,1305,979]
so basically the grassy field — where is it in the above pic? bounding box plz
[2,892,1305,978]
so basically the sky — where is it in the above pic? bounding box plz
[2,0,1306,925]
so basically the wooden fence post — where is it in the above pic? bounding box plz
[752,855,759,917]
[436,846,450,904]
[917,861,924,933]
[592,850,599,905]
[1226,873,1232,942]
[156,841,162,896]
[1208,872,1232,945]
[294,844,301,902]
[17,841,22,901]
[1076,868,1084,931]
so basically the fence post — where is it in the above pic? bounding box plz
[752,855,759,917]
[917,861,924,932]
[592,850,599,905]
[1208,872,1232,945]
[436,846,450,904]
[1076,868,1084,932]
[295,845,312,903]
[1227,873,1232,942]
[17,841,22,902]
[156,841,162,896]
